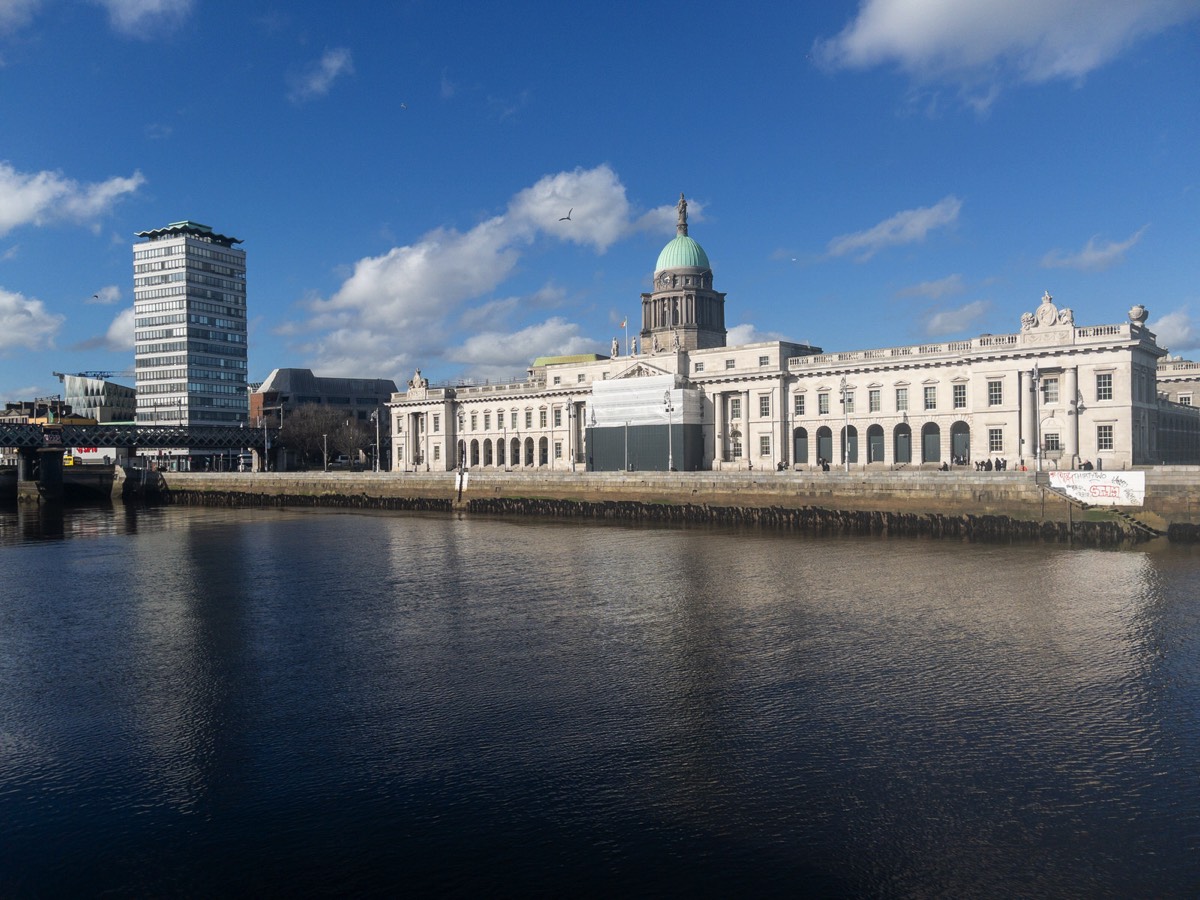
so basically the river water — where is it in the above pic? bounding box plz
[1,503,1197,897]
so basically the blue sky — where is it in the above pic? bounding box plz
[1,0,1198,401]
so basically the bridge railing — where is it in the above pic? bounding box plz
[0,423,280,450]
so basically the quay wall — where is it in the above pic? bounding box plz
[147,468,1200,543]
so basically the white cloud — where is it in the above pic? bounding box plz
[445,317,598,382]
[288,47,354,104]
[0,0,40,34]
[0,285,63,352]
[86,285,121,305]
[104,306,135,350]
[1150,308,1199,354]
[827,195,962,261]
[298,165,649,380]
[816,0,1200,94]
[897,273,966,299]
[1041,226,1147,271]
[91,0,194,37]
[924,299,990,336]
[0,161,145,237]
[726,323,790,345]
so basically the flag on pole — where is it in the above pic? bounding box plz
[620,316,627,328]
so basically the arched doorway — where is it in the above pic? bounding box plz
[950,421,970,463]
[469,439,480,467]
[483,440,493,467]
[512,437,522,467]
[894,424,912,464]
[841,425,858,464]
[866,424,885,463]
[523,437,535,467]
[921,423,941,463]
[496,439,506,468]
[816,426,833,464]
[539,437,549,466]
[793,427,809,464]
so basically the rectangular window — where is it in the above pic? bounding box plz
[539,410,547,428]
[818,393,830,415]
[725,359,736,370]
[1180,394,1193,406]
[844,392,855,414]
[470,413,477,431]
[433,415,440,432]
[1044,432,1061,451]
[511,411,518,428]
[525,411,532,428]
[1042,377,1059,404]
[553,408,562,427]
[1097,424,1114,450]
[731,435,743,459]
[924,386,937,410]
[988,428,1003,453]
[577,374,585,383]
[759,395,770,417]
[694,362,705,373]
[553,376,561,385]
[896,388,908,412]
[987,381,1002,406]
[953,384,967,409]
[794,394,805,416]
[433,445,441,461]
[554,441,562,460]
[759,435,771,456]
[868,389,880,413]
[1097,373,1113,401]
[759,355,770,367]
[729,397,742,419]
[481,413,489,430]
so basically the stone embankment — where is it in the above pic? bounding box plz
[144,468,1200,545]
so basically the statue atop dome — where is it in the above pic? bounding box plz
[677,193,688,237]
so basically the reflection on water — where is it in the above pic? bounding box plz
[0,505,1197,897]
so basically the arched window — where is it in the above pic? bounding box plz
[816,426,833,463]
[866,424,885,463]
[893,424,911,464]
[921,423,941,463]
[793,427,809,464]
[950,421,970,463]
[841,425,858,464]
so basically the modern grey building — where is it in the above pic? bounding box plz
[133,221,248,438]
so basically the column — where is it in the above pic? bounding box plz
[1019,370,1035,466]
[713,391,725,465]
[1064,366,1079,464]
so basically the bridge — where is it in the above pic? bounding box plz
[0,422,278,450]
[1,422,280,502]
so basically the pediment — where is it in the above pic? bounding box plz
[616,362,672,379]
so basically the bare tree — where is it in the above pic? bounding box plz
[278,404,345,468]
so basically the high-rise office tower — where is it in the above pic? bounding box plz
[132,221,248,441]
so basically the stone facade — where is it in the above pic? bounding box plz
[389,199,1200,473]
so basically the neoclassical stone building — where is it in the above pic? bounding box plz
[389,196,1198,472]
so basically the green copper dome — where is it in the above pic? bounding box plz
[655,234,710,272]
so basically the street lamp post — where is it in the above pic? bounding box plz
[1030,365,1041,472]
[840,375,850,473]
[323,433,328,472]
[370,409,380,473]
[664,389,675,471]
[567,395,574,472]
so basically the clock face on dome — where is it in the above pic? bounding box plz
[658,273,671,287]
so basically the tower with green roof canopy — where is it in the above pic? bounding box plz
[639,193,727,351]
